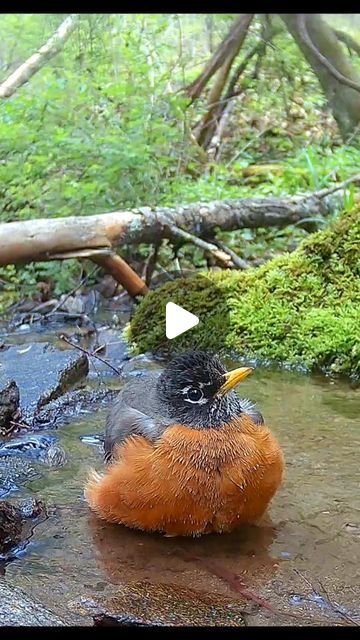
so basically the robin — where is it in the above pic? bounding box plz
[85,351,284,537]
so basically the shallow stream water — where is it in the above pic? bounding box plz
[3,357,360,626]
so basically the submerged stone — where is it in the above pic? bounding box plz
[77,581,246,626]
[0,582,66,626]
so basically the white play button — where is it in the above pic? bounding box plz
[166,302,199,339]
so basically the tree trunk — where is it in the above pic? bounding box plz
[0,194,338,268]
[203,20,281,153]
[185,15,254,101]
[281,14,360,138]
[194,53,238,148]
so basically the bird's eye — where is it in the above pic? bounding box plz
[186,387,203,403]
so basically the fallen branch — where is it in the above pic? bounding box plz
[91,253,149,297]
[0,14,80,99]
[302,172,360,200]
[0,192,343,269]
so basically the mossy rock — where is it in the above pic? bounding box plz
[128,209,360,377]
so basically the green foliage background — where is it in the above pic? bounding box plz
[0,14,359,304]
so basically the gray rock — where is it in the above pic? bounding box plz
[0,342,89,426]
[0,380,20,433]
[0,498,46,557]
[76,581,247,627]
[0,582,66,626]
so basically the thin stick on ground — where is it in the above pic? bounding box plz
[166,223,235,268]
[304,172,360,200]
[213,239,249,269]
[59,334,122,376]
[31,265,101,323]
[294,569,360,627]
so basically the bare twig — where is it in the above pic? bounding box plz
[0,14,80,99]
[306,172,360,200]
[37,265,100,322]
[297,14,360,94]
[211,99,237,161]
[166,224,235,268]
[9,420,30,432]
[294,569,359,626]
[226,127,273,167]
[59,334,122,376]
[142,241,162,286]
[213,239,249,269]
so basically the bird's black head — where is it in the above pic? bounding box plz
[156,350,263,429]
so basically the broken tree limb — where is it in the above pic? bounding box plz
[0,192,346,269]
[193,16,253,148]
[91,253,149,297]
[166,224,234,268]
[0,14,80,99]
[185,15,254,101]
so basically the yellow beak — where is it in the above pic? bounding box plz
[218,366,253,395]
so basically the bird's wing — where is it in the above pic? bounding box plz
[104,404,158,462]
[104,373,170,462]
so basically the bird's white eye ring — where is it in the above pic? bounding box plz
[182,386,204,403]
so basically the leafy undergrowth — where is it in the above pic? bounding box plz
[1,14,359,301]
[128,209,360,377]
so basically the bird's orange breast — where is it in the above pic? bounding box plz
[85,416,284,537]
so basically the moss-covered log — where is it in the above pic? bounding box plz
[128,209,360,377]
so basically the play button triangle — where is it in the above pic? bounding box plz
[166,302,199,339]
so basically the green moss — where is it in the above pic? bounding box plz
[128,210,360,377]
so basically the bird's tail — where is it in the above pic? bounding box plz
[84,468,104,510]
